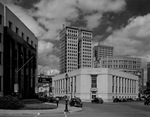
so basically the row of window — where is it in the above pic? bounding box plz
[112,96,136,99]
[54,76,76,94]
[83,49,91,51]
[101,64,140,69]
[83,65,91,67]
[83,52,91,55]
[82,32,92,36]
[68,47,77,50]
[67,53,77,56]
[67,29,78,34]
[82,39,92,42]
[82,42,91,45]
[83,45,91,48]
[68,43,77,46]
[106,60,141,64]
[68,60,77,63]
[67,40,78,43]
[112,76,136,94]
[67,63,77,66]
[82,55,91,58]
[67,33,78,37]
[68,50,77,53]
[8,21,37,49]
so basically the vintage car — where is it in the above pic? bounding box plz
[91,97,104,104]
[69,97,83,107]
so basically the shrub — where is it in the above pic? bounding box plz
[23,103,57,110]
[0,95,25,109]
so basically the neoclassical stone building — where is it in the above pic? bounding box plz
[53,68,139,102]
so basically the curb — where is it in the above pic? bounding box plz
[0,107,82,115]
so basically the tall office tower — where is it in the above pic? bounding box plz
[93,44,114,61]
[59,26,92,74]
[78,29,92,69]
[147,62,150,82]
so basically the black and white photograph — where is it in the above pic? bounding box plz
[0,0,150,117]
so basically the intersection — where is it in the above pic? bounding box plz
[0,101,150,117]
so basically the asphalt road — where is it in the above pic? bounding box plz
[1,102,150,117]
[39,102,150,117]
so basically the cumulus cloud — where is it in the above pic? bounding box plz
[31,0,78,40]
[38,65,59,75]
[30,0,126,37]
[104,13,150,68]
[85,13,102,29]
[4,0,126,74]
[7,4,46,38]
[77,0,125,13]
[38,40,59,68]
[77,0,125,29]
[106,26,113,32]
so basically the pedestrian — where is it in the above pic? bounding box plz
[56,97,59,107]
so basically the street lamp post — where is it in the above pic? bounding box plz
[71,82,73,99]
[64,73,68,112]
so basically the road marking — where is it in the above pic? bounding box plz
[34,113,40,117]
[64,112,67,117]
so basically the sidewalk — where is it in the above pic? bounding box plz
[0,103,82,116]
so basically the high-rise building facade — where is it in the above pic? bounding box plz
[59,26,92,74]
[0,3,38,98]
[94,56,141,70]
[147,62,150,82]
[93,44,114,61]
[94,56,144,92]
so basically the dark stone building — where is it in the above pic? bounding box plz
[0,3,38,99]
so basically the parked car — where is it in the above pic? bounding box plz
[144,95,150,105]
[113,98,121,102]
[69,97,83,107]
[91,97,104,104]
[126,98,134,102]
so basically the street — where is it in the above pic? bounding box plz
[0,102,150,117]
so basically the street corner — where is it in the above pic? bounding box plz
[68,107,83,113]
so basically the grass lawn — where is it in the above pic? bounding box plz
[21,99,57,110]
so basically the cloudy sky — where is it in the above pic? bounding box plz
[1,0,150,77]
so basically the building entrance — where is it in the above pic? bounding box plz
[91,91,97,99]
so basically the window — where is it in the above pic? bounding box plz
[119,77,121,93]
[27,37,29,43]
[0,52,1,65]
[9,21,12,29]
[31,41,33,46]
[0,33,2,43]
[21,32,24,39]
[74,76,76,93]
[112,76,114,93]
[91,75,97,88]
[0,15,2,25]
[116,77,118,93]
[0,76,1,92]
[16,27,19,34]
[35,44,37,49]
